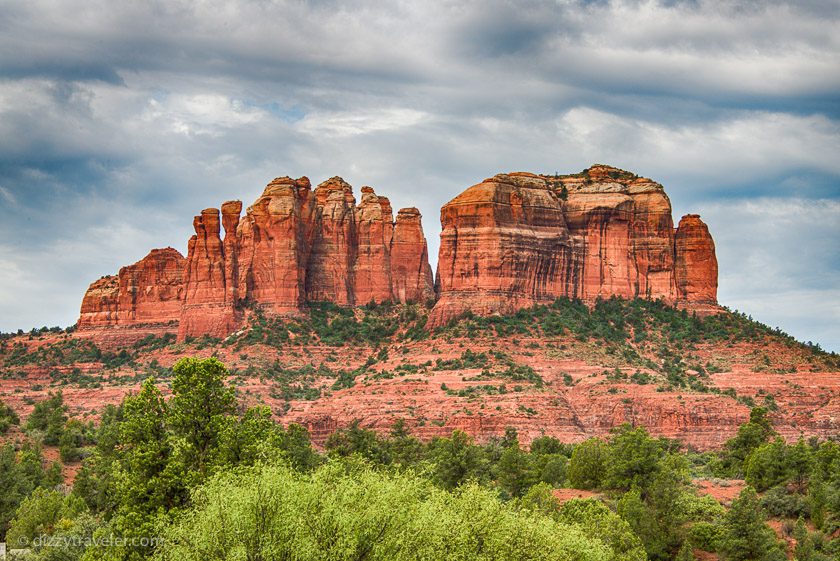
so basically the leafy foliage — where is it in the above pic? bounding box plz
[156,462,613,561]
[26,391,68,445]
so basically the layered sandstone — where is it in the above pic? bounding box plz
[391,208,435,304]
[78,176,435,341]
[307,177,356,305]
[78,248,185,329]
[432,172,573,321]
[236,176,318,315]
[178,202,243,340]
[78,165,716,339]
[675,214,718,303]
[353,186,395,305]
[430,164,718,325]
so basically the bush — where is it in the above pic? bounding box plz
[156,462,613,561]
[688,521,724,552]
[25,392,67,445]
[567,438,607,490]
[0,400,19,433]
[6,488,87,548]
[760,486,810,519]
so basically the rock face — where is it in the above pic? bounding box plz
[675,214,718,303]
[178,202,243,340]
[391,208,435,304]
[430,165,718,325]
[78,176,435,341]
[78,165,717,339]
[236,176,317,315]
[78,248,185,329]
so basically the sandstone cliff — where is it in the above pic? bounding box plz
[675,214,718,304]
[429,164,718,325]
[78,165,717,339]
[78,248,185,329]
[79,176,435,341]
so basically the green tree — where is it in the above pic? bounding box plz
[617,487,671,561]
[26,391,67,445]
[59,419,86,462]
[719,487,781,561]
[519,482,561,515]
[156,462,612,561]
[0,399,20,433]
[115,378,184,514]
[91,378,186,561]
[6,488,86,548]
[720,408,776,477]
[0,443,49,539]
[530,435,569,456]
[71,405,123,514]
[385,419,424,467]
[675,540,695,561]
[497,443,535,498]
[428,430,487,490]
[533,453,567,487]
[557,498,647,561]
[567,438,607,490]
[168,357,236,476]
[793,517,814,561]
[23,512,100,561]
[604,425,664,491]
[215,405,282,467]
[277,423,322,472]
[325,419,390,464]
[744,438,789,492]
[787,438,812,489]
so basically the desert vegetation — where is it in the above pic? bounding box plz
[0,356,837,560]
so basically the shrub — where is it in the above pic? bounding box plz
[155,462,613,561]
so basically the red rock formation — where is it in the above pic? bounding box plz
[391,208,435,304]
[354,186,395,305]
[559,167,677,301]
[78,165,713,340]
[431,172,572,324]
[675,214,718,303]
[221,200,243,310]
[78,248,185,329]
[307,177,357,305]
[78,276,120,328]
[80,174,435,341]
[178,202,243,340]
[236,177,318,315]
[430,165,717,326]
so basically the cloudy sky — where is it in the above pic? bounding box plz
[0,0,838,350]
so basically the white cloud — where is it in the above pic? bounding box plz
[556,108,840,186]
[298,108,429,137]
[0,185,16,206]
[0,0,837,352]
[141,94,267,137]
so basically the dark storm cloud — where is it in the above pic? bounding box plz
[0,0,838,350]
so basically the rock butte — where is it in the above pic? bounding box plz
[430,165,718,325]
[77,165,718,341]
